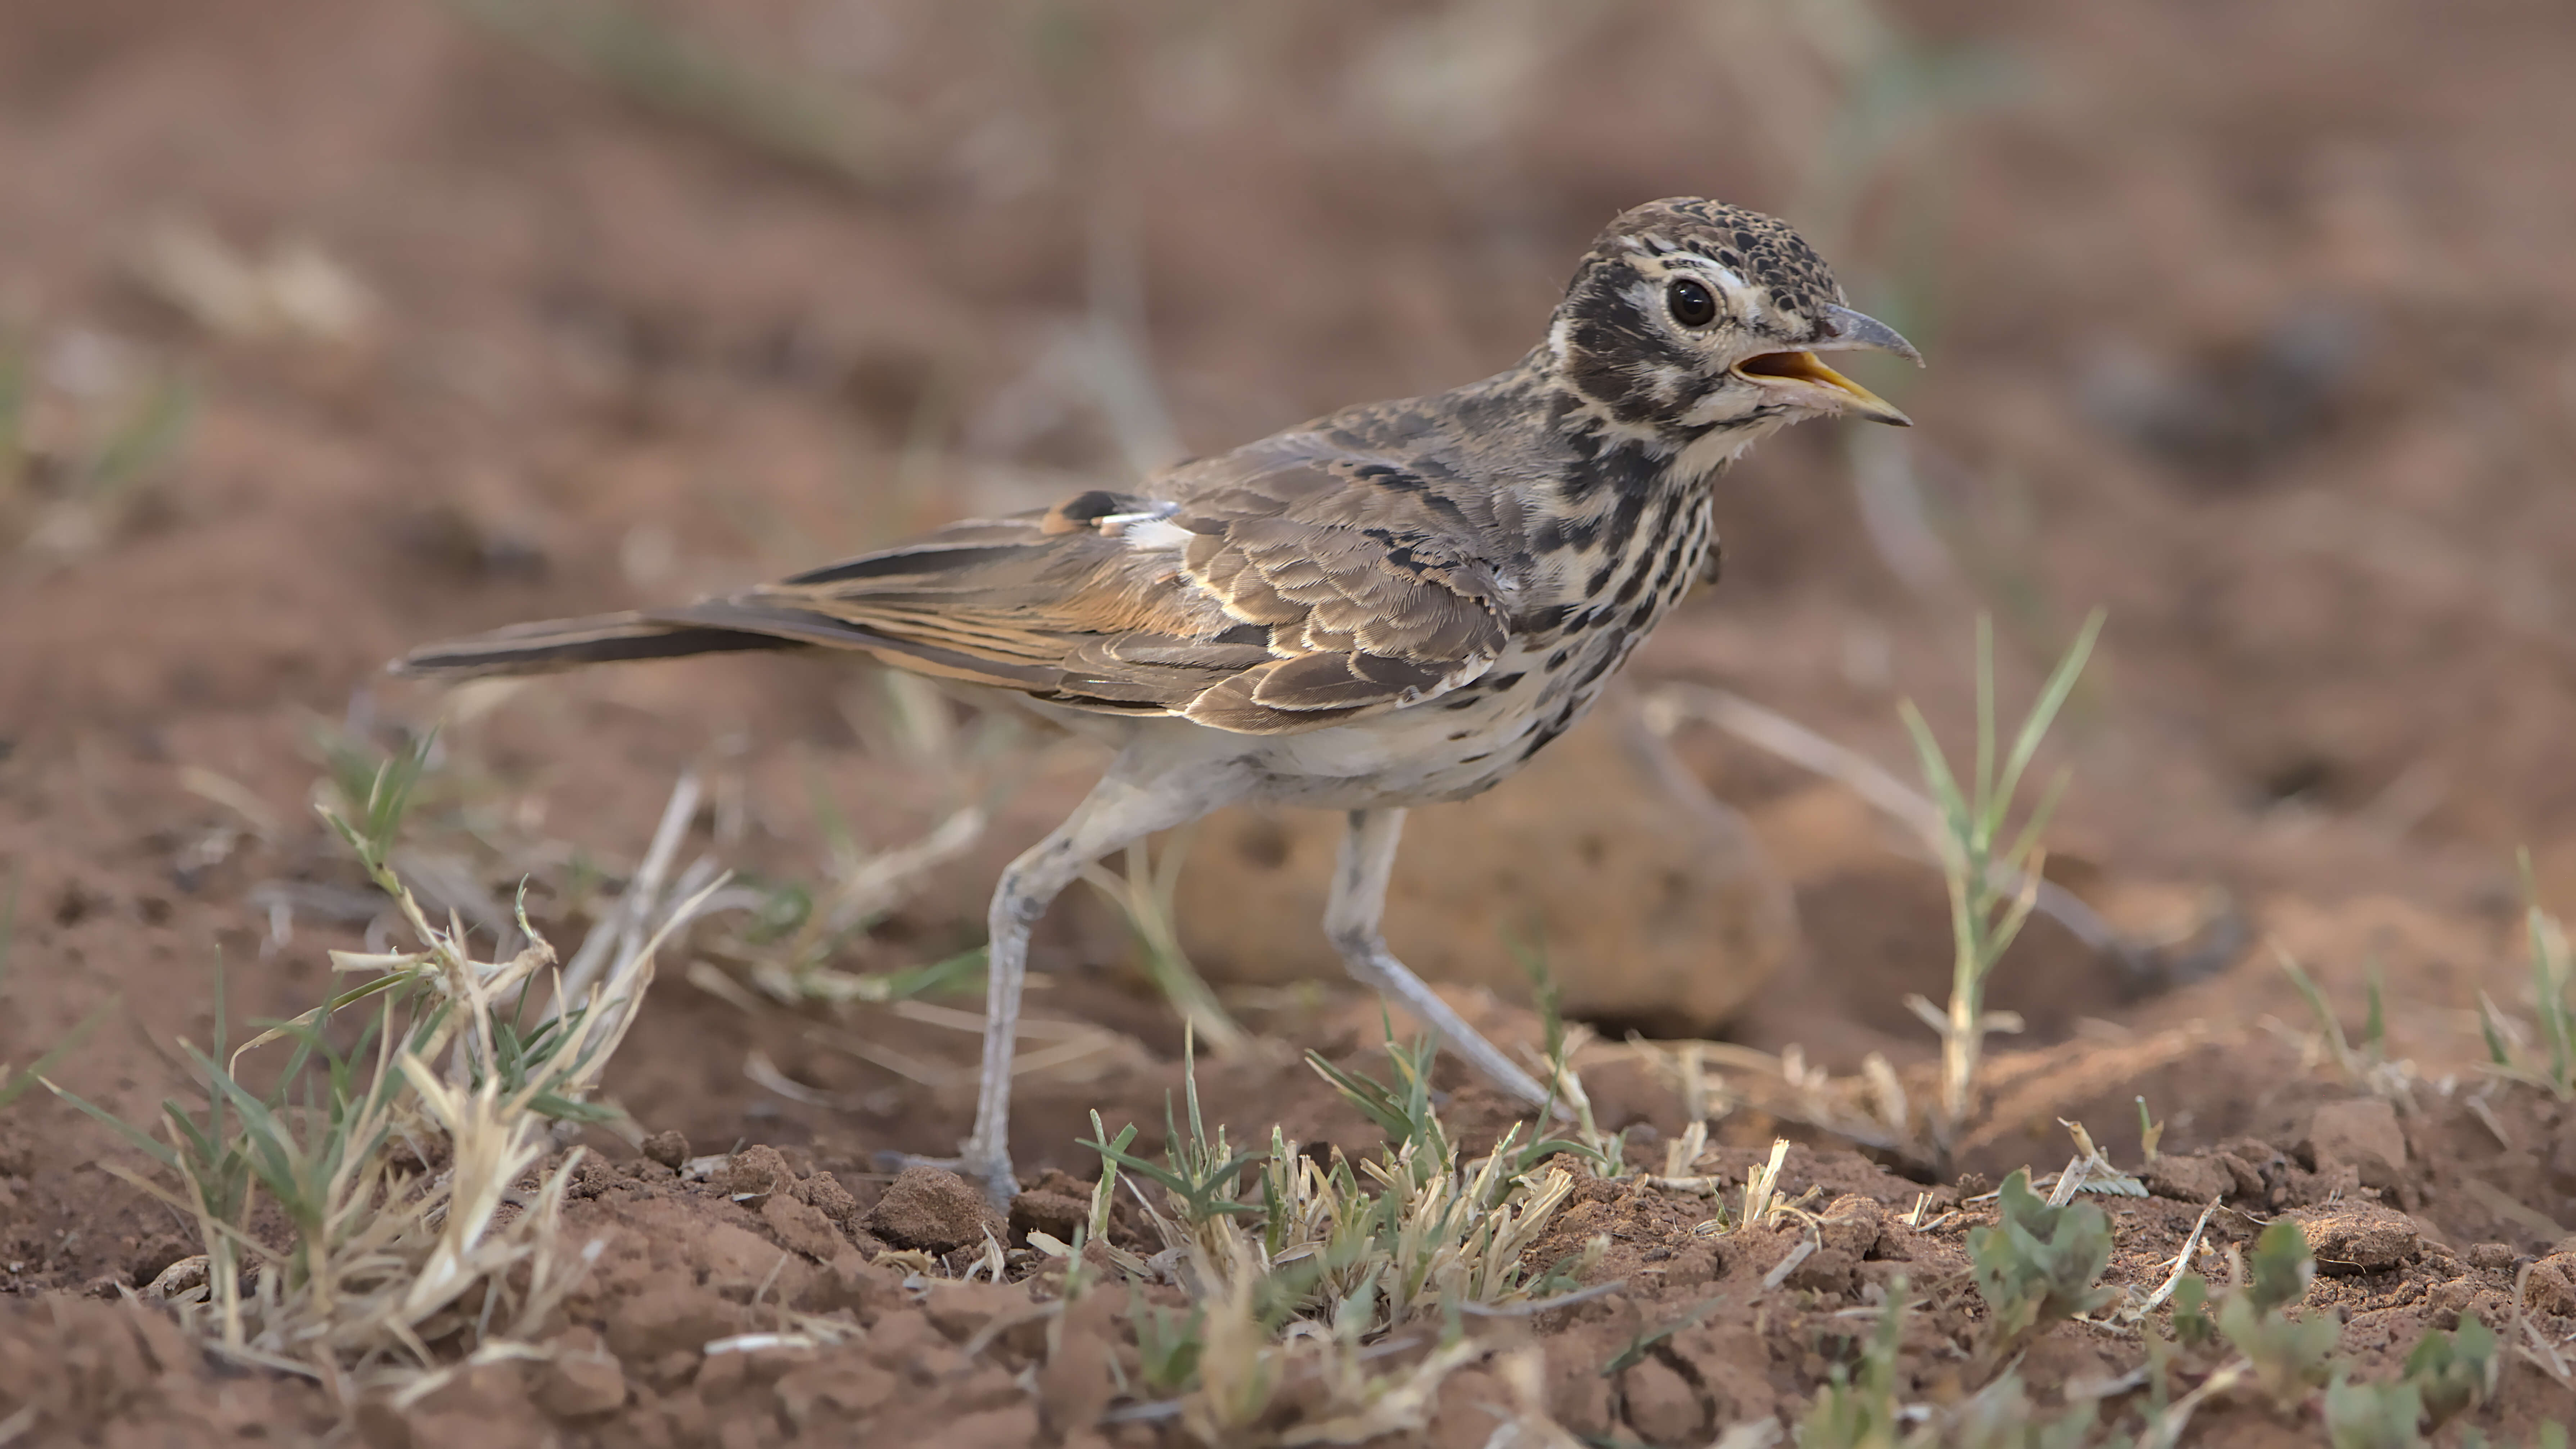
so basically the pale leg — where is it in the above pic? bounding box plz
[1323,807,1552,1108]
[956,750,1245,1201]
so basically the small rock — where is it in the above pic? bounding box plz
[2303,1098,2407,1187]
[864,1166,1002,1254]
[2143,1154,2233,1205]
[2291,1201,2420,1274]
[642,1130,690,1169]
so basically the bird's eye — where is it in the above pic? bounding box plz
[1667,278,1718,328]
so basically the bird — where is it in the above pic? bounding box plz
[394,197,1919,1202]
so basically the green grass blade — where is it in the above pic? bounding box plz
[1973,613,1997,830]
[1898,700,1972,845]
[45,1083,181,1170]
[1993,608,2104,816]
[2275,949,2352,1063]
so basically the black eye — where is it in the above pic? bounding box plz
[1667,278,1718,328]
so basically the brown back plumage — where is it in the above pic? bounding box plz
[395,428,1525,735]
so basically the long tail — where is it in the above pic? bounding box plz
[392,611,802,678]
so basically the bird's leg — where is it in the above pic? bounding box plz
[1323,807,1553,1110]
[950,753,1241,1204]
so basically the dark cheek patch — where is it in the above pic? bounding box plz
[1564,270,1698,422]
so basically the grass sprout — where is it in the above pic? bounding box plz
[2480,855,2575,1099]
[2278,947,2418,1106]
[1078,1029,1610,1428]
[1900,609,2103,1141]
[1084,1031,1262,1231]
[1508,930,1623,1168]
[42,768,719,1393]
[721,796,989,1007]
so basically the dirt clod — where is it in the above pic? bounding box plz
[761,1192,850,1261]
[641,1131,690,1170]
[864,1166,1002,1254]
[2292,1200,2422,1274]
[790,1171,863,1229]
[719,1145,793,1202]
[1817,1194,1887,1259]
[2144,1153,2232,1204]
[2524,1255,2576,1316]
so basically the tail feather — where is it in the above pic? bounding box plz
[392,611,800,679]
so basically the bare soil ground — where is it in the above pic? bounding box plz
[1,0,2573,1444]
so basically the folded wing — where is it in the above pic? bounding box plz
[396,438,1516,736]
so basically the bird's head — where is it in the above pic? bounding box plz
[1547,197,1921,441]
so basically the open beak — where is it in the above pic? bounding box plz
[1731,304,1922,427]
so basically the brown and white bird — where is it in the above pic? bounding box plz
[397,198,1918,1200]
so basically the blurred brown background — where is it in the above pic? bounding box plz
[2,0,2573,1163]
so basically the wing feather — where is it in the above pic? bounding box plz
[400,438,1521,735]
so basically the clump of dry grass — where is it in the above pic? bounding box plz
[1045,1026,1615,1443]
[1898,611,2103,1143]
[46,737,718,1396]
